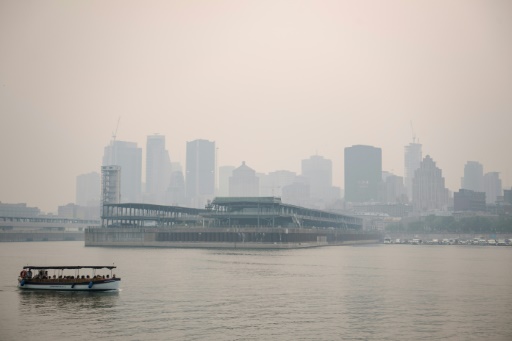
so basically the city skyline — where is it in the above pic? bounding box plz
[1,1,511,212]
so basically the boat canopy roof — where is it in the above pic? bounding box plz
[23,266,116,270]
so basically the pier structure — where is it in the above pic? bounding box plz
[86,197,381,248]
[101,203,204,228]
[204,197,361,229]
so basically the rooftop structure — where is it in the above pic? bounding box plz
[99,197,362,230]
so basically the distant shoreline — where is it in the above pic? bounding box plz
[0,231,84,242]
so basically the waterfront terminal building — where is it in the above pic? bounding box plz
[86,197,381,249]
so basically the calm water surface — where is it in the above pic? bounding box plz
[1,242,511,340]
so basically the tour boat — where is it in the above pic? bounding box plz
[17,265,121,291]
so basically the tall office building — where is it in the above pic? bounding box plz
[229,162,259,197]
[344,145,382,202]
[484,172,502,204]
[167,162,186,206]
[412,155,449,213]
[76,172,100,207]
[145,134,172,203]
[404,142,422,201]
[218,166,235,197]
[102,140,142,202]
[186,139,216,208]
[383,173,406,203]
[302,155,332,200]
[461,161,484,192]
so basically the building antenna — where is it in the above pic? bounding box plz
[410,120,416,143]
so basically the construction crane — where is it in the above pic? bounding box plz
[109,117,121,165]
[112,117,121,144]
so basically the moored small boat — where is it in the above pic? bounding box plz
[18,265,121,291]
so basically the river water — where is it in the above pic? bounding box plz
[1,242,511,340]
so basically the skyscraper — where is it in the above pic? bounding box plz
[461,161,484,192]
[167,162,186,206]
[218,166,235,197]
[76,172,100,207]
[229,162,259,197]
[186,139,215,208]
[344,145,382,202]
[302,155,332,200]
[412,155,449,213]
[484,172,502,204]
[404,142,422,202]
[102,140,142,203]
[145,134,172,203]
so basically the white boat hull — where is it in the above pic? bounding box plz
[18,278,120,291]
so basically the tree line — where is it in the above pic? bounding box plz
[385,215,512,234]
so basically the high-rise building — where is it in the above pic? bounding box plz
[167,162,186,206]
[461,161,484,192]
[344,145,382,202]
[302,155,332,199]
[102,140,142,202]
[383,173,407,203]
[76,172,100,207]
[412,155,449,213]
[145,134,172,203]
[404,142,422,201]
[484,172,502,204]
[218,166,235,196]
[186,139,216,208]
[229,162,259,197]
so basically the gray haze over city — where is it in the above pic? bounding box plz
[1,0,511,213]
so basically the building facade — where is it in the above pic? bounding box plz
[344,145,382,202]
[454,189,486,212]
[218,165,235,197]
[145,134,172,204]
[229,162,259,197]
[461,161,484,192]
[483,172,502,205]
[404,142,422,202]
[412,155,449,213]
[301,155,333,201]
[102,140,142,202]
[76,172,100,207]
[260,170,297,197]
[186,139,216,208]
[0,202,40,218]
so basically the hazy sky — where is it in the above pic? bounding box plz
[1,0,511,213]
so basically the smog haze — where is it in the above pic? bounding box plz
[1,0,511,212]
